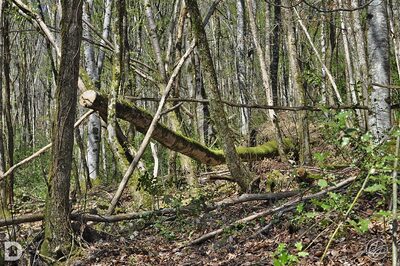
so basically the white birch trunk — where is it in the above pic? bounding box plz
[150,142,159,178]
[320,16,327,105]
[83,0,101,179]
[97,0,112,76]
[368,0,391,140]
[236,0,250,136]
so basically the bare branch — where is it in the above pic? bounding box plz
[372,83,400,90]
[125,96,370,111]
[303,0,373,13]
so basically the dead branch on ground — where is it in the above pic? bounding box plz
[182,175,357,247]
[0,191,298,227]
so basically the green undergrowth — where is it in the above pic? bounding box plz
[271,110,400,264]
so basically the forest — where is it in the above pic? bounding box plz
[0,0,400,265]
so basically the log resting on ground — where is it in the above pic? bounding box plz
[80,90,291,166]
[0,191,298,226]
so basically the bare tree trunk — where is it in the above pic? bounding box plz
[83,0,101,180]
[87,113,101,179]
[2,1,13,208]
[75,126,91,189]
[388,0,400,81]
[186,0,252,192]
[41,0,82,258]
[20,49,33,148]
[193,52,211,145]
[338,0,362,127]
[282,3,311,165]
[144,0,167,82]
[368,0,391,140]
[150,142,159,178]
[320,14,328,105]
[351,0,369,131]
[271,0,281,106]
[165,0,181,71]
[246,0,287,162]
[236,0,250,137]
[107,0,131,174]
[0,0,7,215]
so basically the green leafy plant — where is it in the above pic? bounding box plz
[311,192,349,212]
[138,171,163,197]
[348,218,370,234]
[313,152,330,167]
[154,221,176,241]
[273,242,308,266]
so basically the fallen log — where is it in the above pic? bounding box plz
[0,209,175,227]
[80,90,289,166]
[0,191,298,227]
[208,190,299,210]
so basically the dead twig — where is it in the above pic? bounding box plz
[252,208,292,237]
[181,175,357,247]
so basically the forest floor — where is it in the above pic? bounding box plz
[65,119,395,265]
[12,160,393,266]
[65,190,393,266]
[4,117,397,265]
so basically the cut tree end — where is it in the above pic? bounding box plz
[80,90,98,107]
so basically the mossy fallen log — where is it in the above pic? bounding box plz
[80,90,289,166]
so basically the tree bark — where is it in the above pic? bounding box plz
[246,0,287,162]
[83,0,101,180]
[351,1,370,132]
[41,0,82,258]
[97,0,112,78]
[236,0,250,136]
[282,3,311,165]
[0,0,6,214]
[367,0,391,140]
[388,0,400,81]
[2,1,13,208]
[75,126,91,189]
[144,0,167,82]
[193,52,211,145]
[106,0,131,174]
[271,0,281,106]
[338,0,363,128]
[186,0,252,191]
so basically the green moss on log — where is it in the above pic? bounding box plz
[80,90,294,166]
